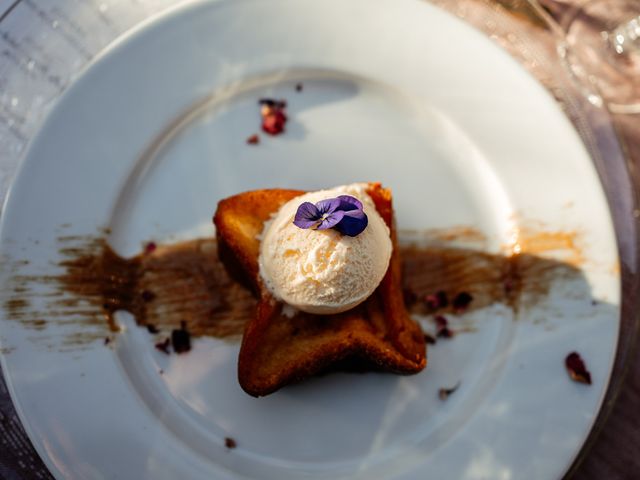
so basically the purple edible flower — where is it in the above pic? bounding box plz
[294,198,344,230]
[293,195,368,237]
[334,195,368,236]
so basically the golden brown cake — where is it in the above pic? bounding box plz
[213,183,426,397]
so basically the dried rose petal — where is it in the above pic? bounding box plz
[438,327,453,338]
[439,381,461,400]
[565,352,592,385]
[262,110,287,135]
[225,437,237,449]
[155,337,170,355]
[144,242,157,255]
[425,290,448,310]
[423,333,436,345]
[424,294,439,310]
[435,315,454,338]
[259,98,288,135]
[246,134,259,145]
[146,324,159,334]
[453,291,473,311]
[171,321,191,354]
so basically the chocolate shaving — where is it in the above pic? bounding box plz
[565,351,592,385]
[104,337,110,345]
[224,437,237,449]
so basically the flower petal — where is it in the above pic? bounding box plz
[293,195,368,236]
[452,291,473,311]
[317,210,345,230]
[335,209,368,236]
[293,202,321,229]
[342,208,367,220]
[565,352,592,385]
[316,198,341,216]
[337,195,363,211]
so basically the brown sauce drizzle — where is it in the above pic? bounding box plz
[2,226,586,349]
[402,246,579,315]
[59,238,255,340]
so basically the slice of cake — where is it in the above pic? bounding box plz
[213,183,426,397]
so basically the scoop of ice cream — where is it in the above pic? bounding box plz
[258,183,392,314]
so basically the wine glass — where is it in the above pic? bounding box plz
[546,0,640,113]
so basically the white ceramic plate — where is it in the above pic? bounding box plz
[0,0,620,479]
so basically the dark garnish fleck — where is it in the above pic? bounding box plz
[452,291,473,311]
[259,98,286,108]
[565,352,592,385]
[144,242,157,254]
[425,290,448,310]
[439,381,461,400]
[171,321,191,354]
[503,278,514,294]
[435,315,454,338]
[423,333,436,345]
[403,288,417,306]
[146,324,159,334]
[225,437,237,449]
[155,338,171,355]
[246,134,259,145]
[104,337,111,345]
[141,290,156,302]
[295,82,303,92]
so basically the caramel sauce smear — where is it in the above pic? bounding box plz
[3,226,586,349]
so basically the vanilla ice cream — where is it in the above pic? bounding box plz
[258,183,393,314]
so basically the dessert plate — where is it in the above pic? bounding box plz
[0,0,619,479]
